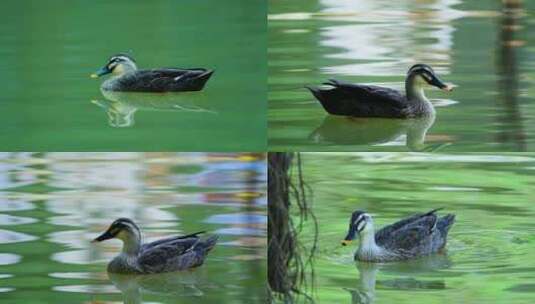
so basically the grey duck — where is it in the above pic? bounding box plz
[91,54,214,92]
[342,209,455,262]
[92,218,218,274]
[307,64,453,118]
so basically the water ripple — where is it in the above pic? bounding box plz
[52,284,119,294]
[0,229,37,244]
[0,214,37,226]
[0,253,21,265]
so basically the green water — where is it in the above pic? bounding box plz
[0,153,267,303]
[291,153,535,303]
[0,0,266,151]
[268,0,535,151]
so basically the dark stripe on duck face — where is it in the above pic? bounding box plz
[342,210,367,245]
[106,56,136,73]
[109,54,136,63]
[408,64,434,75]
[353,213,368,232]
[408,65,447,87]
[350,210,366,226]
[106,218,139,235]
[409,67,434,78]
[114,217,137,226]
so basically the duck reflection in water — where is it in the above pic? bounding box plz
[310,113,449,152]
[92,89,217,128]
[345,255,450,304]
[108,271,204,304]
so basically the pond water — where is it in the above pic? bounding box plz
[0,153,266,304]
[268,0,535,151]
[0,0,266,151]
[292,152,535,304]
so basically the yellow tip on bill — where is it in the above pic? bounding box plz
[442,83,456,92]
[90,74,98,78]
[341,240,352,246]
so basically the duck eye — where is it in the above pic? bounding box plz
[421,73,432,82]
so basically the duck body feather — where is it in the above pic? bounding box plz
[108,232,218,274]
[308,79,431,118]
[103,68,214,92]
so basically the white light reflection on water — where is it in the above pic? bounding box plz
[0,152,266,302]
[318,0,460,76]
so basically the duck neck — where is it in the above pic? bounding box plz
[405,76,429,104]
[357,228,382,260]
[112,63,137,77]
[121,233,141,256]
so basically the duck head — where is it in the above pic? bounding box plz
[92,218,142,254]
[91,54,138,78]
[407,64,454,92]
[341,210,374,246]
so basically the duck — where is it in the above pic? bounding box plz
[91,53,214,92]
[92,218,218,274]
[307,64,454,118]
[341,209,455,262]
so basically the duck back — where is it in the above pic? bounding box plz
[307,80,411,118]
[104,68,214,92]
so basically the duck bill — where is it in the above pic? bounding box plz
[429,74,454,92]
[90,66,111,78]
[92,229,114,243]
[341,228,356,246]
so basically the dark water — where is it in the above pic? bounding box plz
[0,0,266,151]
[0,153,266,303]
[291,152,535,303]
[268,0,535,152]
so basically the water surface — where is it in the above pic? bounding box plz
[0,0,266,151]
[268,0,535,151]
[291,152,535,303]
[0,152,266,303]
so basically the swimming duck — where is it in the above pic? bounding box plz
[92,218,218,274]
[91,53,214,92]
[307,64,454,118]
[342,209,455,262]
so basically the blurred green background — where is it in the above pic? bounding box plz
[0,0,266,151]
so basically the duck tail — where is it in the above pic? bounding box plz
[195,235,219,253]
[306,84,349,116]
[198,69,214,82]
[437,214,455,234]
[306,85,332,111]
[425,208,444,216]
[189,69,214,91]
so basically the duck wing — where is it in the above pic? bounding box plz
[375,209,442,247]
[138,234,218,273]
[307,79,409,118]
[141,231,206,252]
[118,68,214,92]
[379,214,439,253]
